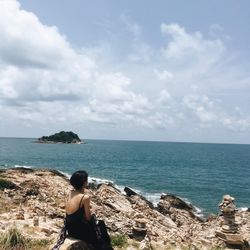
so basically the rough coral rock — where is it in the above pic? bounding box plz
[0,168,249,250]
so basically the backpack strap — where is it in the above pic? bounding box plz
[52,218,67,250]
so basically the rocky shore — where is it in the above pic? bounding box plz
[0,168,249,250]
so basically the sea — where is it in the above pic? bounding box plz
[0,137,249,216]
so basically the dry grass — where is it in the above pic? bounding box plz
[0,178,16,190]
[111,233,128,248]
[0,227,27,250]
[0,228,52,250]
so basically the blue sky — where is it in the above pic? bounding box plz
[0,0,250,143]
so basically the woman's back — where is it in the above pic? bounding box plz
[62,170,113,250]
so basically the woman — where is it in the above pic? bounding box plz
[65,170,113,250]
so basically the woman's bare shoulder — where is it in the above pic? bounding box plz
[83,193,90,202]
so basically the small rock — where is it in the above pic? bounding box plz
[16,212,25,220]
[59,238,94,250]
[33,216,39,226]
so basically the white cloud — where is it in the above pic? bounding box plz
[0,1,154,131]
[0,0,98,104]
[0,2,250,142]
[161,23,225,62]
[154,69,174,81]
[182,94,250,132]
[158,90,171,105]
[120,13,142,40]
[0,66,19,98]
[128,43,153,63]
[209,24,231,41]
[0,0,73,68]
[183,94,217,124]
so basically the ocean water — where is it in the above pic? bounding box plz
[0,137,249,215]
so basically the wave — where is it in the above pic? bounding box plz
[1,164,230,217]
[58,170,71,179]
[14,164,33,169]
[89,176,114,186]
[1,164,199,206]
[239,207,249,212]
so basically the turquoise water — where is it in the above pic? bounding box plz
[0,138,249,215]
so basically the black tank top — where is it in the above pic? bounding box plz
[66,195,85,221]
[65,195,96,243]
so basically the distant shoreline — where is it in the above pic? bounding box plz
[33,140,85,144]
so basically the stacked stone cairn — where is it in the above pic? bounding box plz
[216,195,245,247]
[219,194,238,234]
[132,218,147,240]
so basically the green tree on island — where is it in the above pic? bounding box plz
[38,131,81,143]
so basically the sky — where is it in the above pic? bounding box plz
[0,0,250,144]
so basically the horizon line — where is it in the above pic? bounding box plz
[0,136,249,146]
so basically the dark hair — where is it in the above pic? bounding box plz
[70,170,88,190]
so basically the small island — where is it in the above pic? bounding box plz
[37,131,83,144]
